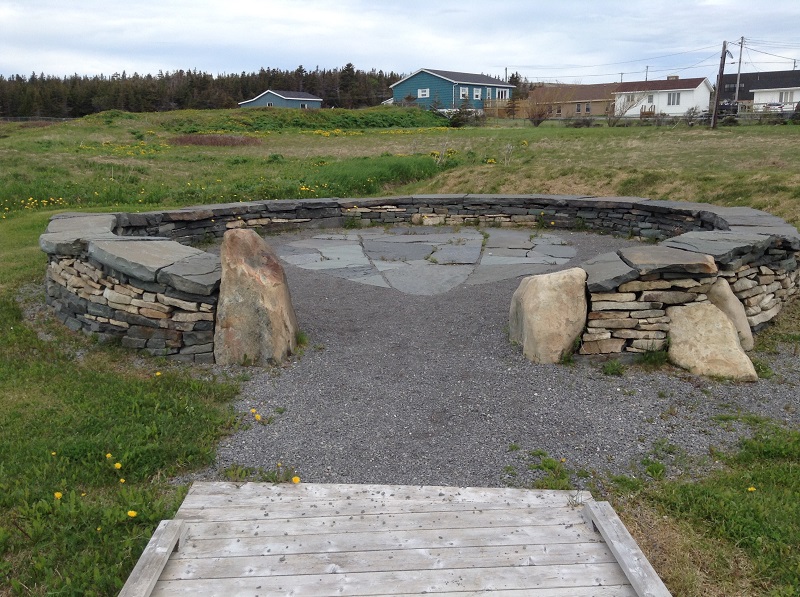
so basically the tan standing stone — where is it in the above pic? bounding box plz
[707,278,754,351]
[667,303,757,381]
[509,268,587,364]
[214,229,298,366]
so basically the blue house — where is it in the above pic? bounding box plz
[390,69,515,110]
[238,90,323,109]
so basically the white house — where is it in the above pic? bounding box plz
[613,77,713,118]
[751,86,799,111]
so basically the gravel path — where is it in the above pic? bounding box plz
[196,229,800,490]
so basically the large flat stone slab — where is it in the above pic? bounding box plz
[382,262,472,295]
[662,231,775,264]
[363,240,435,262]
[465,263,552,285]
[619,245,718,276]
[581,251,639,292]
[46,213,117,233]
[157,252,221,296]
[433,242,482,265]
[89,239,204,282]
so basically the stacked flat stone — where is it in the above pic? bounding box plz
[664,229,800,331]
[39,195,800,365]
[111,195,728,244]
[41,213,220,363]
[581,247,718,355]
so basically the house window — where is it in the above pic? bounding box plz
[473,88,482,100]
[576,103,581,113]
[667,92,681,106]
[585,103,591,113]
[486,87,492,100]
[496,88,509,100]
[418,88,430,98]
[267,102,274,107]
[647,95,654,104]
[556,105,562,115]
[459,87,469,100]
[300,103,308,109]
[779,91,794,103]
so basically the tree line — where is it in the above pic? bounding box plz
[0,64,402,118]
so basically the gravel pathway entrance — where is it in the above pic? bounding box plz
[201,228,799,489]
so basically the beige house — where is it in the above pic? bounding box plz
[527,83,619,118]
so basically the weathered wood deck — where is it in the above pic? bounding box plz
[120,482,671,596]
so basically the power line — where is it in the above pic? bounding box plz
[744,45,798,62]
[509,44,719,71]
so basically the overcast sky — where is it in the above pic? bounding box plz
[2,0,799,84]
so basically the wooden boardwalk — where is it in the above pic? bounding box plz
[120,482,671,596]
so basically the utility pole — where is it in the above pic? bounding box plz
[645,66,649,81]
[711,40,733,129]
[734,36,744,105]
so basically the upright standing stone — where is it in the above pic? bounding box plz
[509,268,587,364]
[667,303,757,381]
[707,277,754,351]
[214,229,298,366]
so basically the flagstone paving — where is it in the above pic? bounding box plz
[275,226,577,295]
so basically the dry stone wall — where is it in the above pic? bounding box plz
[39,195,800,364]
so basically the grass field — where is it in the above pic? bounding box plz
[1,108,799,595]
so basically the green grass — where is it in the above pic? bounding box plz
[2,109,800,594]
[601,359,626,376]
[0,210,240,594]
[652,425,800,593]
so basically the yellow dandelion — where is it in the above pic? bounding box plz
[96,526,102,532]
[81,492,87,497]
[254,413,262,422]
[54,491,63,500]
[292,476,301,484]
[106,453,112,459]
[127,510,137,518]
[114,462,122,470]
[747,486,756,492]
[155,371,162,377]
[119,478,125,484]
[550,221,555,226]
[250,408,256,413]
[51,451,57,456]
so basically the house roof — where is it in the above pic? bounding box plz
[615,77,709,93]
[391,69,514,89]
[529,83,620,103]
[238,89,323,105]
[720,70,800,100]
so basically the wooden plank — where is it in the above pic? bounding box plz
[180,506,584,536]
[151,562,631,596]
[174,499,580,522]
[118,519,184,597]
[176,522,601,558]
[377,590,637,597]
[160,542,618,580]
[584,501,672,597]
[181,482,592,508]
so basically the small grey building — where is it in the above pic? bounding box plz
[238,90,323,109]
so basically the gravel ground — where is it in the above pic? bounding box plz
[191,228,800,490]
